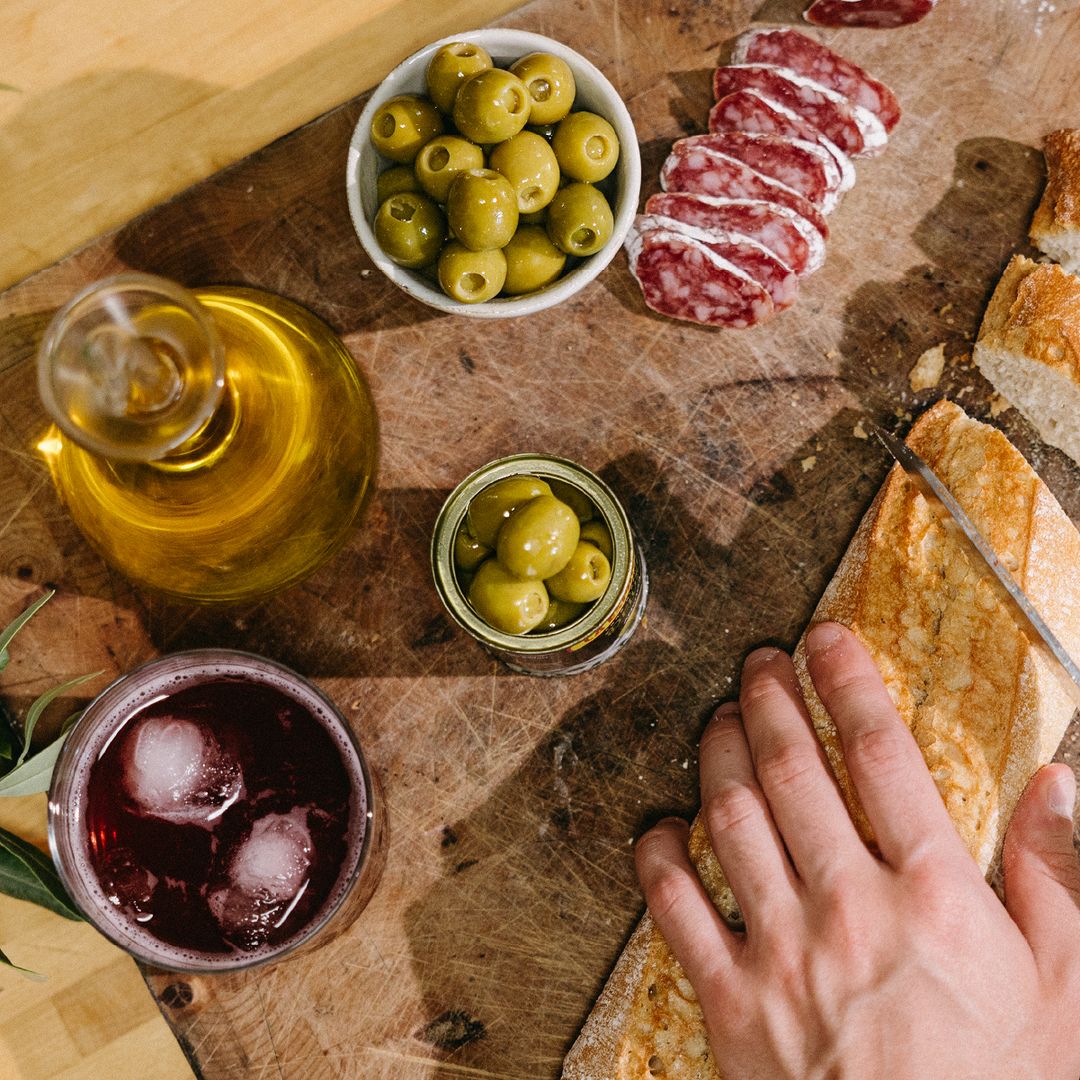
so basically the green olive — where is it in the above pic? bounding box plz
[551,111,620,183]
[454,525,492,571]
[546,183,613,256]
[546,541,611,603]
[497,494,580,580]
[500,226,566,295]
[370,94,444,164]
[579,519,612,560]
[548,479,594,522]
[488,131,561,214]
[467,476,553,547]
[426,41,493,113]
[452,68,531,144]
[414,135,485,202]
[377,165,421,204]
[469,559,549,634]
[509,53,576,126]
[446,169,519,251]
[533,597,586,632]
[373,192,445,268]
[438,242,506,303]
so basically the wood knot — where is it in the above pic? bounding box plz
[160,982,194,1009]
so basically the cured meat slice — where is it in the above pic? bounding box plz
[732,26,901,132]
[625,227,775,328]
[660,140,829,240]
[644,192,826,275]
[712,63,887,156]
[636,214,800,310]
[674,131,843,212]
[804,0,936,28]
[709,88,854,194]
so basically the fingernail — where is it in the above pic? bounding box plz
[744,646,781,671]
[1048,770,1077,819]
[807,622,844,657]
[714,702,741,719]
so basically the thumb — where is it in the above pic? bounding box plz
[1003,764,1080,952]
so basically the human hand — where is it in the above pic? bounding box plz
[635,622,1080,1080]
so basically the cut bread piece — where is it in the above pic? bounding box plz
[562,400,1080,1079]
[1030,129,1080,273]
[974,254,1080,466]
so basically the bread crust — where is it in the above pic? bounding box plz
[1030,129,1080,248]
[563,401,1080,1079]
[976,253,1080,387]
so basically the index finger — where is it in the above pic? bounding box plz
[804,622,967,869]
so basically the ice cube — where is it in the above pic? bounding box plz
[207,809,313,950]
[99,847,157,917]
[122,715,244,828]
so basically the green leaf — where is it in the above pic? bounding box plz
[0,944,45,981]
[0,731,73,796]
[0,827,82,920]
[15,671,102,768]
[0,590,55,674]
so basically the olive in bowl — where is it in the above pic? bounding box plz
[347,29,640,318]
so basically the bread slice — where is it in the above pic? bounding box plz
[562,400,1080,1079]
[973,254,1080,466]
[1030,129,1080,273]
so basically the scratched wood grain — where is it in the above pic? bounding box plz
[2,0,1080,1077]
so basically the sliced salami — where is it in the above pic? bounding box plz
[625,227,775,329]
[660,140,830,240]
[644,192,826,275]
[804,0,936,28]
[712,63,887,156]
[732,27,901,133]
[708,88,855,193]
[674,131,843,212]
[636,214,799,311]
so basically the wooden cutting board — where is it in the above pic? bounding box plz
[2,0,1080,1077]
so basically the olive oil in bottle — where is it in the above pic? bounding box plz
[38,275,377,603]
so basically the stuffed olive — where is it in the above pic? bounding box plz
[489,131,561,214]
[551,111,620,183]
[426,41,493,113]
[370,95,443,164]
[467,476,553,547]
[377,165,422,204]
[468,559,549,634]
[546,183,613,256]
[438,243,507,303]
[501,226,566,295]
[496,494,580,580]
[453,68,531,144]
[414,135,485,202]
[446,169,519,251]
[373,192,445,268]
[510,52,576,127]
[545,540,611,603]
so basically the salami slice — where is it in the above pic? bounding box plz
[644,192,826,275]
[636,214,799,310]
[804,0,936,28]
[674,131,843,212]
[732,27,901,132]
[625,227,775,328]
[660,140,830,240]
[712,63,887,156]
[709,88,855,194]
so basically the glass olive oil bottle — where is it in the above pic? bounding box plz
[38,275,377,603]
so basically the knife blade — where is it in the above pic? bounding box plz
[871,423,1080,705]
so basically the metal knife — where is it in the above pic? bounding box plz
[871,423,1080,705]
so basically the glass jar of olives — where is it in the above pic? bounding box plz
[431,455,648,675]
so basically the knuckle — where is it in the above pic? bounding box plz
[754,742,820,795]
[739,672,787,714]
[704,783,763,836]
[844,722,910,780]
[644,869,694,924]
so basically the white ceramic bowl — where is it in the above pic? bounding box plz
[346,29,640,319]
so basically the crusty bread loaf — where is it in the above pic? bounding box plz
[1030,129,1080,273]
[562,400,1080,1079]
[973,254,1080,467]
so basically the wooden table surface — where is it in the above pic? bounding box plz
[3,0,1080,1077]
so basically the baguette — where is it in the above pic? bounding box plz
[1030,129,1080,274]
[562,400,1080,1079]
[973,254,1080,467]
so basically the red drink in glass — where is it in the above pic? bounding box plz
[48,650,383,971]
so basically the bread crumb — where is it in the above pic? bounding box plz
[909,343,946,391]
[825,349,841,360]
[938,302,954,315]
[989,393,1013,417]
[853,421,868,440]
[800,455,817,472]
